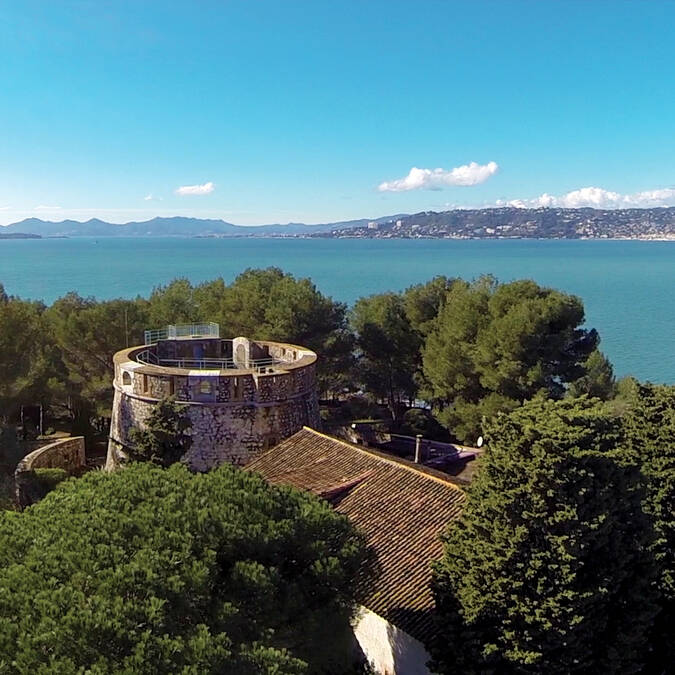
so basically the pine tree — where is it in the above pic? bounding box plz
[0,462,369,672]
[621,383,675,674]
[128,396,192,467]
[422,277,600,442]
[431,397,658,674]
[567,350,616,400]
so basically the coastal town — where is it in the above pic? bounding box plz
[314,206,675,240]
[4,206,675,240]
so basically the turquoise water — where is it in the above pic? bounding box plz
[0,237,673,383]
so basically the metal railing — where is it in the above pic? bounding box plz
[136,351,284,372]
[136,349,159,365]
[144,323,220,345]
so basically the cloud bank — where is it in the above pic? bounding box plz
[497,186,675,209]
[378,161,499,192]
[175,181,215,196]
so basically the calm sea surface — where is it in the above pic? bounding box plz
[0,237,673,383]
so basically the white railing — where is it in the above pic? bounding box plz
[136,351,283,373]
[144,323,220,345]
[136,349,159,365]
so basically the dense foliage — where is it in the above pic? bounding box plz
[0,462,370,673]
[421,277,602,441]
[0,269,350,437]
[350,293,421,419]
[148,269,353,397]
[620,383,675,673]
[431,397,659,674]
[0,270,617,445]
[0,284,54,422]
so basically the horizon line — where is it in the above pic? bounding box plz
[3,203,675,229]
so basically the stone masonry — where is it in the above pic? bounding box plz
[106,335,320,471]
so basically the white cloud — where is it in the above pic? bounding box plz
[378,161,499,192]
[34,205,62,210]
[175,181,215,196]
[144,193,153,201]
[497,185,675,209]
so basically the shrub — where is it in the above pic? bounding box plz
[32,467,69,491]
[431,397,658,674]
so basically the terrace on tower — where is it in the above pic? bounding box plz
[106,323,320,471]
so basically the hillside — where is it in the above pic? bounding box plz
[3,208,675,239]
[318,207,675,240]
[0,215,404,238]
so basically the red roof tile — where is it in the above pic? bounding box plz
[246,427,466,644]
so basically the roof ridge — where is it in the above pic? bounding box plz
[301,427,463,490]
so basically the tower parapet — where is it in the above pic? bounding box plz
[107,325,320,471]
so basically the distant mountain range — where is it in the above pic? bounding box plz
[2,207,675,239]
[0,215,405,238]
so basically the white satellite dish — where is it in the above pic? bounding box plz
[476,436,484,448]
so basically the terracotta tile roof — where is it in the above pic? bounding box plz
[245,427,466,645]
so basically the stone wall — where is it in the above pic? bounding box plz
[107,339,321,472]
[14,437,85,508]
[108,385,320,471]
[119,365,312,405]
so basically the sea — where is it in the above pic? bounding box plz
[0,237,673,383]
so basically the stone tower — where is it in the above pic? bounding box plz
[106,323,320,471]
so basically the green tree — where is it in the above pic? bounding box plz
[128,396,193,467]
[318,328,357,399]
[0,290,54,422]
[217,268,353,396]
[431,397,658,674]
[351,293,421,420]
[446,391,521,444]
[147,277,200,326]
[45,293,150,429]
[193,277,227,321]
[423,277,600,442]
[568,349,616,400]
[620,383,675,674]
[402,275,456,336]
[218,267,288,337]
[421,277,492,408]
[0,462,370,673]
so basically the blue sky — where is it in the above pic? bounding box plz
[1,0,675,225]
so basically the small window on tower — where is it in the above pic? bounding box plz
[200,380,212,394]
[122,371,131,386]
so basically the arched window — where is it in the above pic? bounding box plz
[122,371,132,386]
[199,380,212,394]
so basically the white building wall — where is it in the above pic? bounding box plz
[353,606,432,675]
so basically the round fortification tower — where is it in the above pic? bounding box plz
[106,323,320,471]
